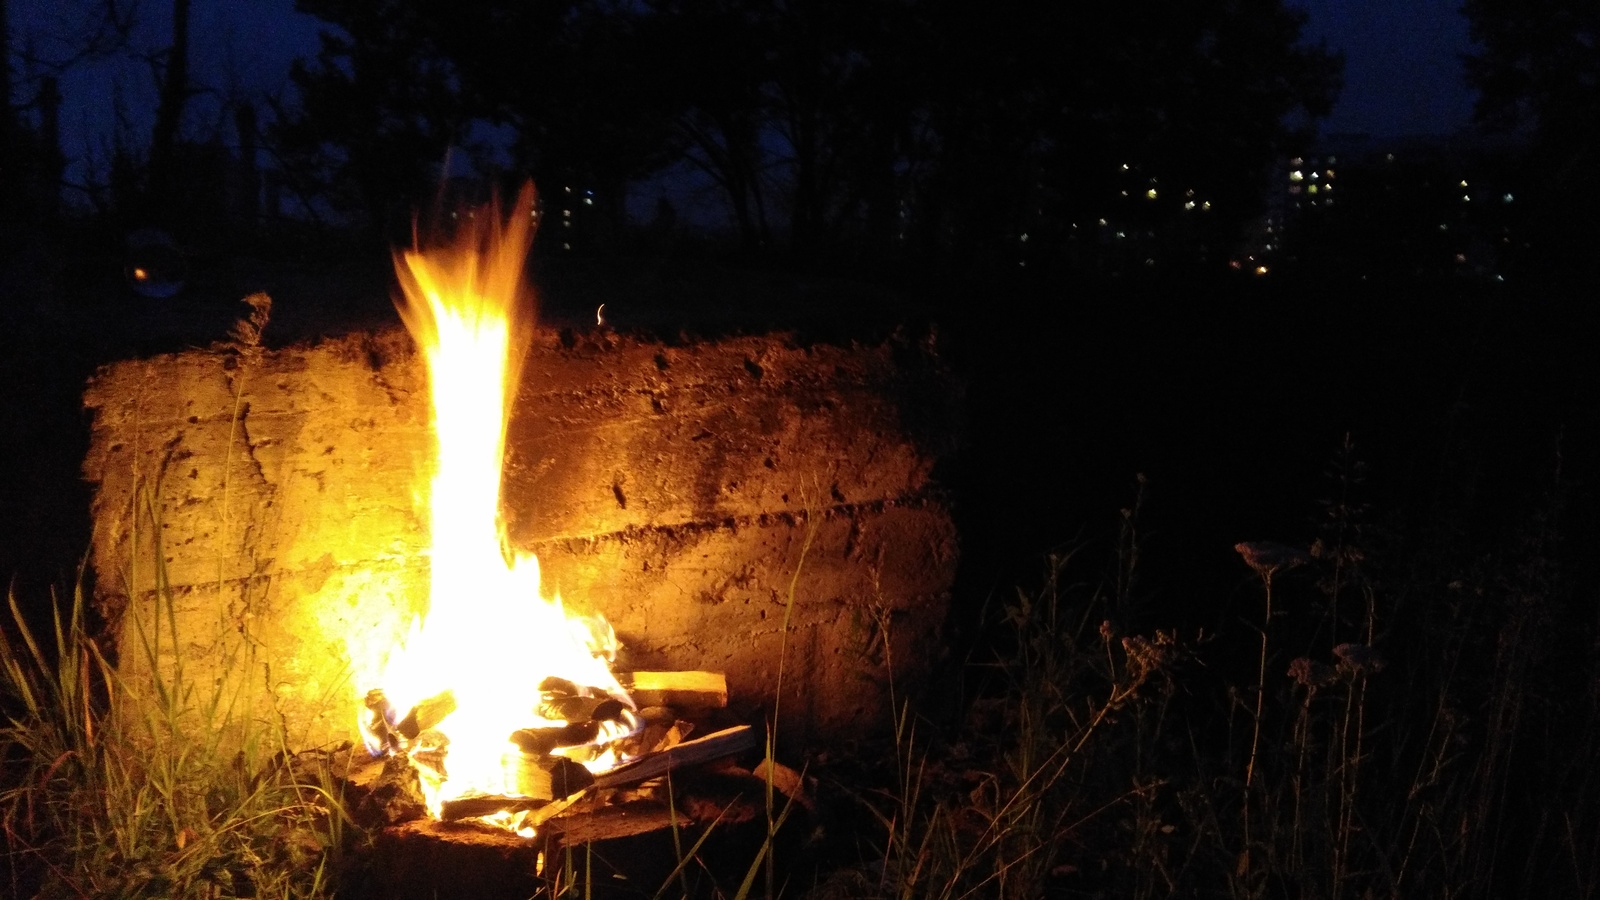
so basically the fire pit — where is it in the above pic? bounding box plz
[79,186,960,866]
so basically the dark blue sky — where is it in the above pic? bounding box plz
[1298,0,1478,136]
[9,0,1477,189]
[9,0,322,186]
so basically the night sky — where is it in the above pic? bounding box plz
[1298,0,1477,136]
[10,0,1479,190]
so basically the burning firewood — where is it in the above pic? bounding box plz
[436,754,593,822]
[363,688,458,753]
[592,725,758,790]
[617,671,728,710]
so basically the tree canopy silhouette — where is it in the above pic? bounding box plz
[282,0,1340,268]
[1463,0,1599,274]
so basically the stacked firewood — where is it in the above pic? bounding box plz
[346,671,781,829]
[326,670,813,899]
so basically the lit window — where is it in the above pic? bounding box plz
[1120,163,1130,171]
[1019,233,1029,242]
[1307,184,1318,194]
[1289,170,1304,182]
[1202,201,1212,210]
[1503,192,1514,203]
[1459,180,1468,188]
[1290,157,1303,167]
[1097,218,1108,226]
[1184,200,1196,210]
[1146,188,1158,200]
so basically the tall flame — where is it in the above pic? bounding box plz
[364,184,630,812]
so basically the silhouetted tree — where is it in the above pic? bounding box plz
[1463,0,1599,274]
[1,0,12,202]
[284,0,1338,270]
[913,0,1339,271]
[637,0,778,250]
[276,0,475,237]
[144,0,189,221]
[432,0,682,247]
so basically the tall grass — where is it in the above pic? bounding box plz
[809,438,1595,900]
[0,573,348,899]
[5,432,1593,900]
[825,542,1178,900]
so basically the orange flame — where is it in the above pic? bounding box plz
[360,184,631,817]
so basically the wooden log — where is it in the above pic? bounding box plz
[510,722,601,755]
[352,753,429,828]
[440,796,548,822]
[438,756,594,821]
[618,671,728,710]
[592,725,758,790]
[537,695,629,724]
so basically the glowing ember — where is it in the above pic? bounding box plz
[354,184,634,821]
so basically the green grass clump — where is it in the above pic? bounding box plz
[0,580,348,899]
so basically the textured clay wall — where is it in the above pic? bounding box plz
[81,315,959,752]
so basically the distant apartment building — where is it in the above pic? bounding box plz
[1245,131,1529,280]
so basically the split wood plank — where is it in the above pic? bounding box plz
[618,670,728,709]
[591,724,757,790]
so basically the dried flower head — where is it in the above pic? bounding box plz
[1287,657,1338,688]
[1333,642,1386,678]
[227,291,273,351]
[1121,631,1175,681]
[1235,541,1312,577]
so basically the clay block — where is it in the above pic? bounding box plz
[364,820,544,900]
[82,322,959,752]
